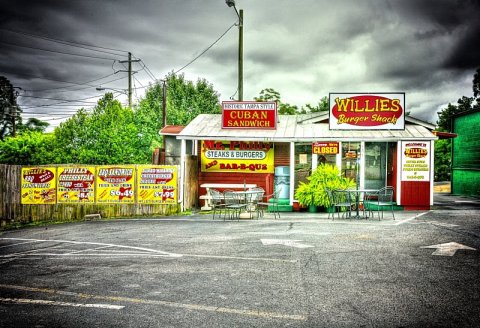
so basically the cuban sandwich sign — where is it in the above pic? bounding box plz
[329,93,405,130]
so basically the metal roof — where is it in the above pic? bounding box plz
[174,114,437,142]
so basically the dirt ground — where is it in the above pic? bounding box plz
[434,182,451,193]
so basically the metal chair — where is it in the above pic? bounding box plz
[223,190,247,220]
[257,187,280,219]
[365,186,395,220]
[332,189,355,219]
[248,187,265,219]
[210,189,225,220]
[325,188,335,220]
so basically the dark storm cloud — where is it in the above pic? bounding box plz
[392,0,480,69]
[0,0,478,128]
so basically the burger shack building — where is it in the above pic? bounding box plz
[170,93,437,212]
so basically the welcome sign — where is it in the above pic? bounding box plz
[329,93,405,130]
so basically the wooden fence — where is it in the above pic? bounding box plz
[0,164,181,227]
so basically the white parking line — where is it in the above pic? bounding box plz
[0,297,124,310]
[0,284,305,321]
[0,237,182,258]
[394,211,431,225]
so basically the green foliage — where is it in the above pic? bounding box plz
[434,139,451,181]
[0,76,21,140]
[165,72,221,125]
[0,131,56,165]
[255,88,329,115]
[303,96,329,113]
[294,164,355,207]
[17,117,50,134]
[254,88,299,115]
[54,94,149,164]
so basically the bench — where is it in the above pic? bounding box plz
[200,183,257,210]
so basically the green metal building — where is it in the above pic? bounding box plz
[452,109,480,196]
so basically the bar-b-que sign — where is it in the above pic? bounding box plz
[329,93,405,130]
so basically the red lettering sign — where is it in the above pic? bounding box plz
[222,101,277,129]
[329,93,405,130]
[312,142,339,154]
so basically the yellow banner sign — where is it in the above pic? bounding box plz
[96,166,136,204]
[57,166,95,203]
[21,167,57,204]
[201,140,274,173]
[137,165,178,204]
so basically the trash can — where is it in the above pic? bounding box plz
[275,166,290,199]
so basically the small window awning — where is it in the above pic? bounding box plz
[174,114,438,142]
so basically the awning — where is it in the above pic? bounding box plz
[174,114,437,142]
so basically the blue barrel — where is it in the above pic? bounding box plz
[275,166,290,199]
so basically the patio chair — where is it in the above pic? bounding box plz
[364,186,395,220]
[248,187,265,219]
[325,188,335,220]
[223,190,248,220]
[332,189,355,219]
[257,188,280,219]
[210,189,225,220]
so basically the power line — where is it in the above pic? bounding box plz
[175,22,236,74]
[0,40,121,61]
[0,28,128,56]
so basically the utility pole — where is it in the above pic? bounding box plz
[162,80,167,127]
[119,52,140,108]
[238,9,243,101]
[226,0,243,101]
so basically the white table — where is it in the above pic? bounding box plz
[200,183,257,211]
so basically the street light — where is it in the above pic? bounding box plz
[95,87,127,94]
[225,0,243,101]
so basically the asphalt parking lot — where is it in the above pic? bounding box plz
[1,193,479,327]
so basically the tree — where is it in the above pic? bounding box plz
[255,88,330,115]
[54,93,148,164]
[0,131,56,165]
[17,117,50,134]
[303,96,329,113]
[254,88,299,114]
[164,72,221,126]
[0,76,21,140]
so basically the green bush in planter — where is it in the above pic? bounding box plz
[294,163,355,208]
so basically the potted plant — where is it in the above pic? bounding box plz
[294,163,355,212]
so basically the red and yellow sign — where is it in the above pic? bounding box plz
[201,140,274,173]
[312,142,339,154]
[57,166,95,203]
[222,101,277,129]
[21,167,56,204]
[96,166,136,203]
[329,93,405,130]
[137,165,177,204]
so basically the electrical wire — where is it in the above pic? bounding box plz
[0,28,128,56]
[175,22,237,74]
[0,40,120,61]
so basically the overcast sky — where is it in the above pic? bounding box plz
[1,0,479,129]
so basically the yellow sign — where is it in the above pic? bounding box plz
[57,166,95,203]
[201,140,274,173]
[137,165,178,204]
[21,167,57,204]
[96,166,136,204]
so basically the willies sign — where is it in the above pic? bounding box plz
[329,93,405,130]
